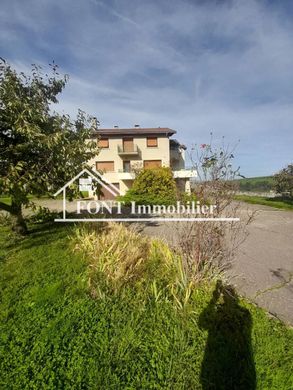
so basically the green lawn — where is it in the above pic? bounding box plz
[0,194,50,206]
[235,194,293,210]
[0,222,292,389]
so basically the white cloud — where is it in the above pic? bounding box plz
[1,0,292,175]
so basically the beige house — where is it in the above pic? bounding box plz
[88,126,196,199]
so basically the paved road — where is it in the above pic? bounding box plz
[227,204,293,325]
[139,204,293,325]
[31,199,293,325]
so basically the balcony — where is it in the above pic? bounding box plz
[118,169,136,180]
[117,144,140,156]
[173,169,197,179]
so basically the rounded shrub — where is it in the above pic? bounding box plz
[120,167,177,205]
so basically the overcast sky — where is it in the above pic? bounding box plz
[1,0,292,176]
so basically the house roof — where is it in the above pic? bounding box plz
[92,127,176,137]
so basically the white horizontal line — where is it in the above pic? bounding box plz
[54,218,240,222]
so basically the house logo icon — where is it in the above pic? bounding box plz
[53,168,121,221]
[53,168,239,224]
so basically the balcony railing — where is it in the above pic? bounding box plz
[117,144,140,155]
[117,167,196,179]
[118,169,136,180]
[118,168,133,173]
[173,169,197,179]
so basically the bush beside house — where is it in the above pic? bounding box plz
[119,167,177,205]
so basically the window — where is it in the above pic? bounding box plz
[143,160,162,169]
[147,137,158,147]
[96,161,114,172]
[98,138,109,148]
[123,160,131,173]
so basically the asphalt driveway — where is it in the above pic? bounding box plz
[139,204,293,325]
[227,204,293,325]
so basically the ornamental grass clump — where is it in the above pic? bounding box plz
[72,223,193,308]
[73,223,150,289]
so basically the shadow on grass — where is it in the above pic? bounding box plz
[199,281,256,390]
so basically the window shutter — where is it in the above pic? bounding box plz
[147,137,158,147]
[96,161,114,172]
[98,138,109,148]
[143,160,162,169]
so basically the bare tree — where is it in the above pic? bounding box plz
[174,134,254,282]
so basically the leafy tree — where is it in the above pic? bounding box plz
[274,164,293,198]
[0,59,98,233]
[121,167,177,205]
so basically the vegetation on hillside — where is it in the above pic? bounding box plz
[234,163,293,198]
[234,176,275,193]
[0,222,292,389]
[234,163,293,209]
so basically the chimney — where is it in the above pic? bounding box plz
[92,117,100,129]
[134,124,140,128]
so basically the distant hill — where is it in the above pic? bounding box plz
[235,176,274,193]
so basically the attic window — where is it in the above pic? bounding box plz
[147,137,158,147]
[98,138,109,148]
